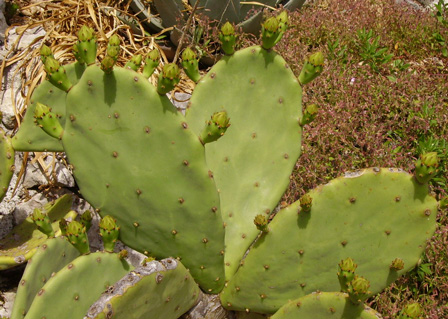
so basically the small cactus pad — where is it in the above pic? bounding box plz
[0,194,73,270]
[61,65,225,292]
[12,62,86,151]
[10,237,80,319]
[186,46,303,279]
[270,292,382,319]
[23,251,132,319]
[85,258,199,319]
[221,168,437,313]
[0,128,14,201]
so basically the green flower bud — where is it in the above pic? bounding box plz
[66,220,90,254]
[78,25,95,42]
[157,63,180,95]
[309,51,325,66]
[212,111,230,128]
[219,22,236,55]
[399,303,422,319]
[299,194,312,212]
[40,45,53,63]
[221,21,235,36]
[148,49,160,62]
[108,34,121,47]
[421,152,439,167]
[390,258,405,270]
[163,63,180,80]
[34,102,51,119]
[31,208,55,237]
[300,104,319,126]
[415,152,440,184]
[44,56,60,74]
[80,210,93,232]
[338,257,357,292]
[277,11,289,26]
[348,276,370,304]
[254,214,269,233]
[99,215,120,252]
[263,17,279,33]
[106,45,120,59]
[182,47,197,62]
[200,111,231,144]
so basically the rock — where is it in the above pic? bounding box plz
[0,0,7,44]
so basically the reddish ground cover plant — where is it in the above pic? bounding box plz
[259,0,448,317]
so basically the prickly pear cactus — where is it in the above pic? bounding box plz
[220,168,438,313]
[86,258,199,319]
[12,62,86,151]
[185,45,303,279]
[270,291,383,319]
[10,237,80,319]
[0,194,73,270]
[23,251,132,319]
[43,64,225,293]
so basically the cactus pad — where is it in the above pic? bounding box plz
[23,251,132,319]
[270,292,382,319]
[10,237,80,319]
[86,258,199,319]
[12,62,86,151]
[0,194,73,270]
[0,128,14,201]
[221,168,438,313]
[186,46,303,279]
[61,65,225,292]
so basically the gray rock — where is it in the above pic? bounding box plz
[0,0,7,44]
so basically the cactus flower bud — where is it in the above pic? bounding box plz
[40,45,53,63]
[157,63,180,95]
[44,56,60,74]
[31,208,55,237]
[299,52,324,85]
[415,152,439,184]
[125,54,143,71]
[108,34,121,47]
[309,51,325,66]
[277,11,289,32]
[101,56,116,74]
[78,25,95,42]
[219,22,236,55]
[80,210,93,232]
[254,214,269,233]
[106,46,120,60]
[43,57,72,91]
[181,47,201,82]
[143,49,160,78]
[338,257,357,292]
[348,276,370,304]
[200,111,231,144]
[398,303,422,319]
[182,47,197,62]
[34,103,64,139]
[299,194,312,212]
[66,220,90,254]
[300,104,319,126]
[261,17,281,50]
[99,215,120,252]
[390,258,405,270]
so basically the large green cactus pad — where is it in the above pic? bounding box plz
[86,258,199,319]
[0,194,73,270]
[0,128,14,201]
[12,62,86,152]
[221,168,438,313]
[270,292,382,319]
[23,251,132,319]
[11,237,80,319]
[186,46,302,279]
[62,65,225,293]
